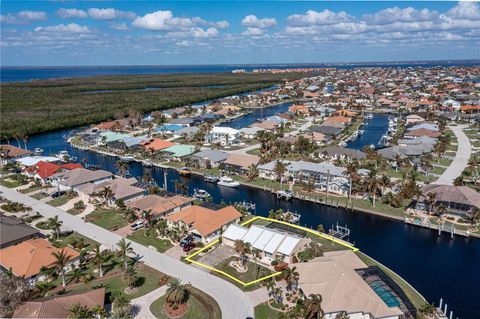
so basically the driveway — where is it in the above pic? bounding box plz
[131,286,167,319]
[434,125,471,185]
[0,186,254,319]
[197,245,236,267]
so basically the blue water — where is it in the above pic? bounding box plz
[6,124,480,318]
[346,114,390,150]
[2,60,479,82]
[224,101,292,129]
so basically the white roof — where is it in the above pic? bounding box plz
[212,126,239,135]
[16,156,59,166]
[252,229,276,251]
[277,236,301,255]
[222,224,248,241]
[263,233,287,254]
[242,225,265,245]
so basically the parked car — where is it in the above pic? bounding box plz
[183,242,196,252]
[130,220,144,231]
[180,235,194,247]
[51,190,66,198]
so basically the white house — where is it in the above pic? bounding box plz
[205,127,240,146]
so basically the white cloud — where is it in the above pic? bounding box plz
[241,15,277,28]
[287,9,353,26]
[363,7,439,25]
[445,1,480,20]
[242,27,266,36]
[215,20,230,29]
[132,10,190,30]
[111,23,128,31]
[190,27,218,38]
[34,23,91,33]
[57,8,88,19]
[88,8,136,20]
[1,10,47,24]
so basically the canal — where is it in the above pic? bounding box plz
[346,113,390,150]
[12,125,480,318]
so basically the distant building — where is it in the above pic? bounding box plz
[0,145,32,166]
[205,127,240,146]
[50,168,113,191]
[0,214,41,248]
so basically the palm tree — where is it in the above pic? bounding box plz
[115,160,129,177]
[123,266,138,290]
[378,174,391,196]
[68,304,91,319]
[91,244,105,277]
[273,160,287,183]
[343,161,359,200]
[165,278,189,308]
[51,249,72,288]
[304,294,325,319]
[234,240,249,265]
[112,293,131,319]
[247,164,259,181]
[282,266,299,292]
[367,170,379,207]
[426,192,437,214]
[117,239,134,271]
[98,186,114,206]
[66,267,85,285]
[48,215,63,240]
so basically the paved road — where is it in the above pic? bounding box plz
[0,186,254,319]
[131,286,167,319]
[434,125,471,185]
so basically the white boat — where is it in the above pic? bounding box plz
[55,150,71,162]
[33,147,43,155]
[366,113,373,120]
[142,160,153,167]
[338,141,347,147]
[204,174,219,183]
[358,130,364,135]
[218,176,240,188]
[276,190,293,200]
[193,189,211,200]
[120,155,136,162]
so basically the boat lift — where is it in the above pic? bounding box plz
[235,200,256,213]
[329,223,351,239]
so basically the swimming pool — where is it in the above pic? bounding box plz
[369,280,401,307]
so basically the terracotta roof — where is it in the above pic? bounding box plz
[166,205,241,237]
[141,138,176,151]
[404,128,440,138]
[323,116,351,124]
[460,105,480,113]
[333,110,358,117]
[127,194,192,217]
[13,288,105,318]
[0,145,32,159]
[0,238,79,278]
[224,154,260,170]
[250,120,278,130]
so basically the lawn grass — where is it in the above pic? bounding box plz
[127,230,173,253]
[254,302,282,319]
[31,192,49,200]
[19,185,45,194]
[430,166,445,175]
[47,194,77,207]
[149,287,221,319]
[53,232,99,249]
[355,251,426,311]
[306,232,350,252]
[87,208,128,230]
[212,257,272,291]
[0,178,24,188]
[246,148,262,156]
[437,158,453,166]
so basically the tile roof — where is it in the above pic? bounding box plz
[0,238,79,278]
[0,145,32,159]
[51,168,113,187]
[224,154,260,169]
[127,194,193,216]
[140,138,176,151]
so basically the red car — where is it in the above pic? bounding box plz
[183,242,196,252]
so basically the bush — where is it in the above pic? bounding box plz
[271,260,279,266]
[196,242,204,248]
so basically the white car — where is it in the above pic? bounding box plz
[130,220,144,231]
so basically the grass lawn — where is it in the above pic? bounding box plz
[254,302,282,319]
[246,148,262,156]
[31,192,49,200]
[66,208,83,215]
[430,166,445,175]
[0,178,24,188]
[149,287,221,319]
[306,232,350,252]
[87,208,128,230]
[355,251,426,311]
[19,185,45,194]
[53,232,99,249]
[47,194,77,207]
[213,257,272,291]
[127,230,173,253]
[437,158,453,166]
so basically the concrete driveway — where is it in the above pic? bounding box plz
[0,186,254,319]
[197,245,236,267]
[434,125,471,185]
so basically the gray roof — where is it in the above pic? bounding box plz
[258,160,292,171]
[422,185,480,208]
[0,214,40,248]
[288,160,346,177]
[176,126,199,136]
[170,118,194,125]
[191,149,230,163]
[320,146,366,159]
[52,168,113,187]
[310,125,343,136]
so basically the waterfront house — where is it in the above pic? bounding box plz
[405,114,426,125]
[161,144,197,160]
[24,161,82,185]
[170,118,194,126]
[15,156,60,167]
[404,128,440,139]
[77,177,145,206]
[222,224,309,264]
[406,122,439,132]
[250,120,279,130]
[0,145,32,166]
[223,154,260,174]
[323,116,351,125]
[0,214,41,248]
[417,184,480,217]
[156,124,185,133]
[378,138,435,165]
[319,146,366,162]
[299,132,327,146]
[289,104,310,116]
[127,194,193,219]
[205,127,240,146]
[239,127,265,139]
[141,138,176,152]
[173,126,200,139]
[309,125,344,139]
[257,160,293,181]
[188,149,230,168]
[162,107,186,118]
[50,168,113,191]
[295,250,404,319]
[0,238,80,286]
[166,205,242,244]
[13,288,105,319]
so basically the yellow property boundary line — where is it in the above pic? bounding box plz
[185,216,359,286]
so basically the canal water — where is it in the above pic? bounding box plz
[223,101,292,129]
[10,125,480,318]
[346,113,390,150]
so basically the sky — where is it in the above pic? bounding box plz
[1,1,479,66]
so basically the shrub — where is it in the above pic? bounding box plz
[271,260,279,266]
[196,242,204,248]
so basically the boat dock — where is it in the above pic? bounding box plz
[404,217,471,238]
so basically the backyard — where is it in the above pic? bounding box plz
[87,208,128,230]
[127,230,173,253]
[212,256,272,291]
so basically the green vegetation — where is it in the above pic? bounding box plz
[149,287,221,319]
[0,174,28,188]
[36,221,52,230]
[254,302,282,319]
[19,185,45,194]
[87,208,128,230]
[53,233,98,250]
[127,230,173,253]
[0,72,307,138]
[213,257,272,291]
[47,193,76,207]
[355,251,426,311]
[31,192,49,200]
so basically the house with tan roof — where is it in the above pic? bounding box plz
[323,116,352,125]
[404,128,440,139]
[13,288,105,318]
[127,194,193,219]
[77,177,145,206]
[50,168,113,191]
[140,138,176,151]
[0,144,32,166]
[417,184,480,217]
[0,238,80,285]
[295,250,405,319]
[223,154,260,174]
[166,205,242,243]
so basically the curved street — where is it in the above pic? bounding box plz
[434,125,471,185]
[0,186,254,319]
